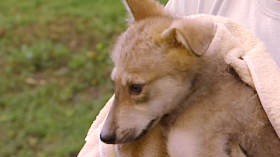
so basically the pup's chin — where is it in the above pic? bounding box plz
[116,118,158,144]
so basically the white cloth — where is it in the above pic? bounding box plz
[165,0,280,67]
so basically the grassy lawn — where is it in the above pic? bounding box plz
[0,0,168,156]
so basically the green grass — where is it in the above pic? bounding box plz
[0,0,168,156]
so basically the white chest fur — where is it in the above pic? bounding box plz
[167,129,200,157]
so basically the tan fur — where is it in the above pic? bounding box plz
[100,0,280,156]
[118,124,166,157]
[122,0,168,23]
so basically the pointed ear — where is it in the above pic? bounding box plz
[161,18,217,56]
[122,0,168,23]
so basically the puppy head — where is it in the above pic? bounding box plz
[100,0,216,144]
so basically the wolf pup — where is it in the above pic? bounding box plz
[100,0,280,156]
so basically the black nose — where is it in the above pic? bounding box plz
[100,132,116,144]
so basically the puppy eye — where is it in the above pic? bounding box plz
[130,84,144,95]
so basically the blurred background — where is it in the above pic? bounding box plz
[0,0,168,156]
